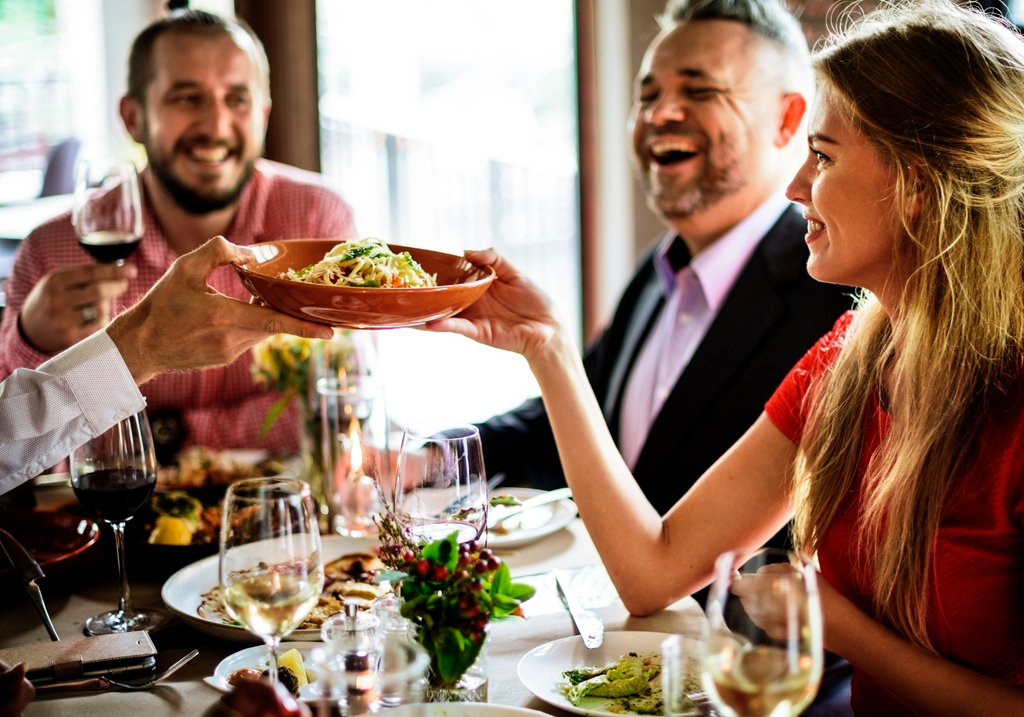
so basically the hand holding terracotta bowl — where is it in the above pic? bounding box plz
[232,239,496,329]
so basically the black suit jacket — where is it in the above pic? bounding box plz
[478,206,854,521]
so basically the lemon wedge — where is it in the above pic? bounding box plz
[148,516,194,545]
[278,648,309,688]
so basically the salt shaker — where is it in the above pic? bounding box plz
[319,600,383,715]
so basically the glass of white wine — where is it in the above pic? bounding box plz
[704,548,823,717]
[219,477,324,686]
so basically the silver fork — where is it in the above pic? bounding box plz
[35,649,199,692]
[687,691,722,717]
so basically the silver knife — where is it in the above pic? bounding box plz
[554,569,604,649]
[0,528,60,641]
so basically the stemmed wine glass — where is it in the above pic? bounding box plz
[219,478,324,686]
[70,410,168,635]
[392,422,487,543]
[704,548,824,717]
[72,157,143,265]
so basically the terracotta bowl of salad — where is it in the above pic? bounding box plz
[233,239,496,329]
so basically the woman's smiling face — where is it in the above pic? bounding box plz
[786,86,909,312]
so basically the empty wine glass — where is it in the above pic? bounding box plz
[392,422,487,543]
[704,548,824,717]
[72,157,143,265]
[220,477,324,687]
[70,410,167,635]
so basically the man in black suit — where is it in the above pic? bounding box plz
[477,0,854,521]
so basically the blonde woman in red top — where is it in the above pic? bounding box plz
[428,0,1024,713]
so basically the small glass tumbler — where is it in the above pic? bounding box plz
[369,593,407,635]
[369,593,429,708]
[319,602,383,716]
[378,632,430,708]
[661,632,706,717]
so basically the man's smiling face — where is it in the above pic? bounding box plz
[628,19,791,233]
[135,30,268,215]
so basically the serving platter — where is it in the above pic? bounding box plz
[234,239,495,329]
[517,631,698,717]
[161,535,377,642]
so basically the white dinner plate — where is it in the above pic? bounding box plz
[517,631,696,717]
[415,706,552,717]
[161,535,377,643]
[205,642,325,699]
[486,487,577,550]
[209,645,552,717]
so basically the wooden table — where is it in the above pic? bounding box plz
[1,492,704,717]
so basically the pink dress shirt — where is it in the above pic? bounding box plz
[619,192,795,469]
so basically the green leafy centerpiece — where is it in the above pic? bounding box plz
[377,512,536,701]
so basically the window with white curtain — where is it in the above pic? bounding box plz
[0,0,76,201]
[316,0,580,427]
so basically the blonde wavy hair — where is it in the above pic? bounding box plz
[791,0,1024,650]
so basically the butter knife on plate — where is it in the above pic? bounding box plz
[0,528,60,641]
[554,568,604,649]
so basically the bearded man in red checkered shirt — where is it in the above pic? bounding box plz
[0,9,356,457]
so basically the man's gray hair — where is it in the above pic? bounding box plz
[660,0,809,61]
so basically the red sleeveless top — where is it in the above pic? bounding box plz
[766,312,1024,716]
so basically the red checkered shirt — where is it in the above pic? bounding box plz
[0,159,357,452]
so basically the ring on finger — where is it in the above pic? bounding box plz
[81,304,98,325]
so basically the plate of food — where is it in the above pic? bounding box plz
[123,448,301,574]
[156,447,301,491]
[233,237,495,329]
[209,639,553,717]
[518,631,699,717]
[486,487,577,550]
[206,642,324,700]
[161,536,385,642]
[415,706,553,717]
[411,704,557,717]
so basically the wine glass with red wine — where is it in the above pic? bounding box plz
[70,409,168,635]
[72,158,143,265]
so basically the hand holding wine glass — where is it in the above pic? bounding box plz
[392,422,487,544]
[704,548,823,717]
[220,478,324,687]
[70,409,167,635]
[72,157,143,265]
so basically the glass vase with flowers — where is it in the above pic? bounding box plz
[376,512,535,702]
[251,330,375,527]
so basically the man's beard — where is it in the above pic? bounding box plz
[145,134,257,215]
[640,133,746,220]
